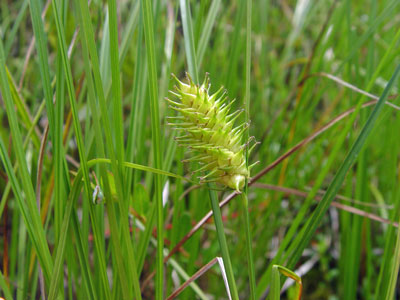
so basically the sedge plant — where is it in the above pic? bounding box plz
[167,73,258,299]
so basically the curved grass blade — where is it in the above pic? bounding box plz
[70,158,195,185]
[269,265,302,300]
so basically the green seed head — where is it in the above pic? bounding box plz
[167,73,254,192]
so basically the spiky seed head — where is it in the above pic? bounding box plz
[167,73,254,192]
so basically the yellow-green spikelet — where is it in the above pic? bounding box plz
[167,73,251,192]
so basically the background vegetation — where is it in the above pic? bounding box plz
[1,0,400,299]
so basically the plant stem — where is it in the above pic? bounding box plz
[208,184,239,300]
[241,192,256,300]
[243,0,256,296]
[241,0,256,300]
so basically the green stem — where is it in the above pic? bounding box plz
[208,185,239,300]
[243,0,255,296]
[241,192,256,300]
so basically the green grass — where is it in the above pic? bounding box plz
[1,0,400,299]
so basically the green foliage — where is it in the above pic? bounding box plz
[1,0,400,299]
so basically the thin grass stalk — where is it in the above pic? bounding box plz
[52,8,70,294]
[141,0,164,299]
[385,191,400,299]
[54,29,66,250]
[16,220,27,300]
[241,192,256,299]
[208,185,239,300]
[243,0,256,298]
[36,125,49,300]
[362,5,377,294]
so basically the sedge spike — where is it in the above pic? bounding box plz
[167,73,254,192]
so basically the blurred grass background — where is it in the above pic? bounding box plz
[1,0,400,299]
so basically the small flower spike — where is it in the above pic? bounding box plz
[167,73,256,192]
